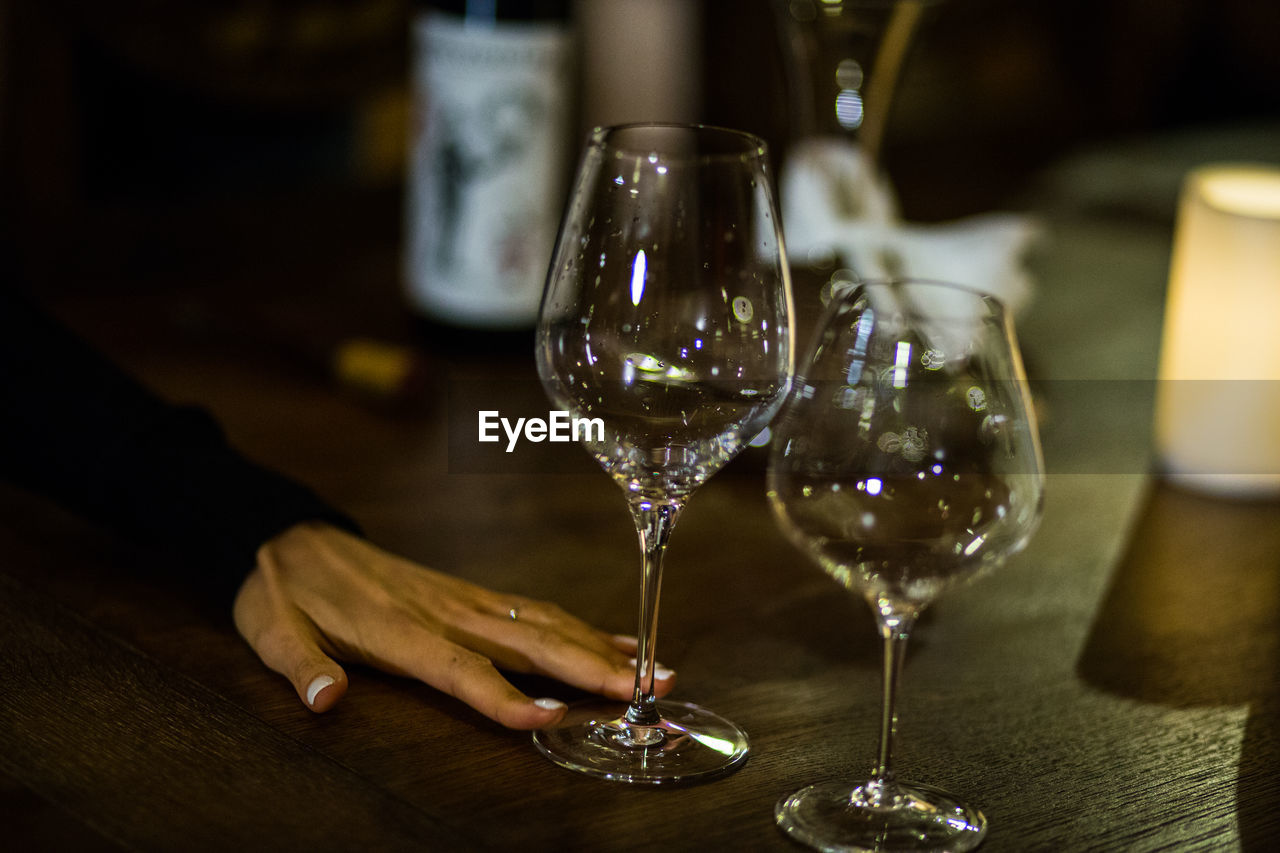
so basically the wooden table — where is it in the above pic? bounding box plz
[3,207,1278,852]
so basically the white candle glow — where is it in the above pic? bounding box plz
[1155,163,1280,497]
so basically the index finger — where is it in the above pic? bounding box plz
[467,608,678,702]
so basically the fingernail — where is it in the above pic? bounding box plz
[628,657,675,680]
[613,634,639,647]
[534,697,567,711]
[306,675,335,706]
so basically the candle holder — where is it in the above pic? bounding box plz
[1155,163,1280,498]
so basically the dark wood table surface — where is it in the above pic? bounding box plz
[3,205,1278,852]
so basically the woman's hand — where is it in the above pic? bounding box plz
[232,521,675,728]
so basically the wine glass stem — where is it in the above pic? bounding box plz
[624,497,683,728]
[871,610,916,790]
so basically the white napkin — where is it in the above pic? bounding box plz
[780,137,1041,316]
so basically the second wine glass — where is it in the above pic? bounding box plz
[534,124,794,784]
[768,279,1044,849]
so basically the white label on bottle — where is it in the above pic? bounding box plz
[405,11,573,327]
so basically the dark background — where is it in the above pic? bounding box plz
[3,0,1278,300]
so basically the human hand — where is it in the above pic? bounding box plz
[232,521,676,728]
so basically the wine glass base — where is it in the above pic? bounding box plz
[775,779,987,852]
[532,699,750,785]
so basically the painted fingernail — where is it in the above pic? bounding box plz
[534,697,567,711]
[628,657,675,680]
[306,675,335,706]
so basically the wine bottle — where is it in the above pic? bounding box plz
[404,0,575,344]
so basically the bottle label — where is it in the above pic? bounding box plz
[405,11,574,328]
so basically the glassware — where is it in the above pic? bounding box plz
[767,279,1044,849]
[775,0,927,164]
[772,0,930,349]
[534,124,795,784]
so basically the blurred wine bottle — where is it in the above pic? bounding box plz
[404,0,575,345]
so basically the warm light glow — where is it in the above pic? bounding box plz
[1155,163,1280,496]
[1199,167,1280,218]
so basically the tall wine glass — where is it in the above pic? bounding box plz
[533,124,794,784]
[768,279,1043,849]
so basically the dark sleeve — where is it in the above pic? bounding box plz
[0,285,361,602]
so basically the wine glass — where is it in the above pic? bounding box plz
[767,279,1044,849]
[533,124,794,784]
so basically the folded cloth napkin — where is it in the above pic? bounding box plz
[780,137,1041,317]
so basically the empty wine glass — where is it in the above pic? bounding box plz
[768,279,1044,849]
[534,124,795,783]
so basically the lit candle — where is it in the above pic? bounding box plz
[1155,163,1280,497]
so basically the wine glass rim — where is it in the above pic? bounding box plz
[588,123,770,161]
[837,277,1008,315]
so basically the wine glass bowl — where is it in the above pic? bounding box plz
[534,124,794,784]
[767,278,1043,848]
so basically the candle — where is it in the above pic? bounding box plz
[1155,163,1280,497]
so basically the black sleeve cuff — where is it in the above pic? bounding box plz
[0,284,361,604]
